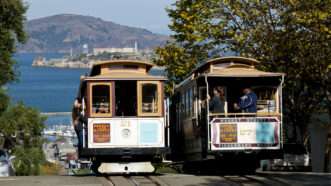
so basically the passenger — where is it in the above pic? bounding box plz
[96,98,108,113]
[208,86,225,113]
[234,87,257,113]
[72,97,83,150]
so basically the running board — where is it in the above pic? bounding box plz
[98,162,155,174]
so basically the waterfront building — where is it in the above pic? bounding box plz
[93,47,136,55]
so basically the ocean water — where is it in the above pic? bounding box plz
[7,53,89,126]
[6,53,164,127]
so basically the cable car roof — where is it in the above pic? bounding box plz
[207,67,284,77]
[177,56,284,88]
[191,56,284,77]
[192,56,258,73]
[90,59,155,76]
[92,59,155,68]
[206,56,260,66]
[82,72,166,81]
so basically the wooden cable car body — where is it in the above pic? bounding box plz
[75,60,169,173]
[170,57,285,169]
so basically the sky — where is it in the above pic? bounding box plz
[23,0,175,35]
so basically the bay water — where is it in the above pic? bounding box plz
[7,53,89,127]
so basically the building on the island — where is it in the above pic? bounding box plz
[32,56,46,66]
[93,47,137,55]
[134,41,138,53]
[82,44,89,54]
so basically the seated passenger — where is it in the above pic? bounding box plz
[208,86,225,113]
[234,87,257,113]
[96,99,109,113]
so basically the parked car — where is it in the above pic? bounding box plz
[261,144,310,171]
[0,149,15,176]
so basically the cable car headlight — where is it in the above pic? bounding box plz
[121,129,131,138]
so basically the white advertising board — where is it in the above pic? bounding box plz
[87,118,164,148]
[210,117,280,150]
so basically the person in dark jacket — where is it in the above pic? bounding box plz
[209,86,225,113]
[234,87,257,113]
[72,97,84,150]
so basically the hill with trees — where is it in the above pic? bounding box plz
[18,14,169,53]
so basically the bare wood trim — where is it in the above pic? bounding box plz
[111,82,115,116]
[161,82,165,116]
[137,81,162,117]
[276,88,280,113]
[86,82,91,117]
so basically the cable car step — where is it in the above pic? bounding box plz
[98,162,155,174]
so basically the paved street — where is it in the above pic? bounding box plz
[1,172,330,186]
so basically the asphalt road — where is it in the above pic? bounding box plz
[1,172,331,186]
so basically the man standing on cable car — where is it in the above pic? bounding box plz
[234,87,257,113]
[72,97,84,150]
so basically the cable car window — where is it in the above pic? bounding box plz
[142,84,158,113]
[89,83,112,116]
[186,90,189,117]
[138,81,162,116]
[225,84,278,114]
[185,90,188,117]
[191,87,196,116]
[181,93,185,115]
[188,89,192,117]
[115,81,137,116]
[253,87,278,113]
[92,85,110,113]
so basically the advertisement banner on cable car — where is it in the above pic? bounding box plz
[88,118,165,148]
[210,117,280,150]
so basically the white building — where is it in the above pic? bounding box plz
[82,44,89,54]
[93,47,136,55]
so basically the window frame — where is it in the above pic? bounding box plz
[180,92,185,116]
[192,86,197,117]
[185,90,188,118]
[252,86,279,114]
[89,82,113,117]
[137,81,162,117]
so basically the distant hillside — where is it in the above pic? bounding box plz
[18,14,169,53]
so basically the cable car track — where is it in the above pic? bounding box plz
[104,175,167,186]
[103,174,281,186]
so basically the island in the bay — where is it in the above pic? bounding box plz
[32,45,154,68]
[19,14,169,68]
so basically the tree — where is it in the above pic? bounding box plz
[0,0,46,175]
[0,0,27,122]
[155,0,331,143]
[0,0,27,86]
[154,43,201,93]
[0,89,9,113]
[0,103,46,175]
[154,0,218,91]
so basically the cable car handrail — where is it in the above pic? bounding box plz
[209,112,281,117]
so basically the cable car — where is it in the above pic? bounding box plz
[170,56,285,171]
[73,60,169,174]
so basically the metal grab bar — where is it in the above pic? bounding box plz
[209,112,281,117]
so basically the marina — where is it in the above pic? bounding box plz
[43,124,75,138]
